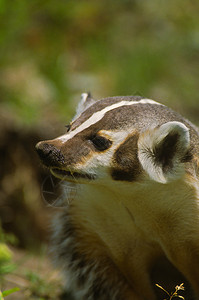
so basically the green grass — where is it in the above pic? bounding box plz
[0,287,20,299]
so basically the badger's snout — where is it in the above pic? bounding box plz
[36,141,65,167]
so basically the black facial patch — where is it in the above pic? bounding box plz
[89,135,112,152]
[111,133,142,181]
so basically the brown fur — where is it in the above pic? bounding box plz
[36,95,199,300]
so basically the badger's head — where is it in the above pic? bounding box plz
[36,93,192,186]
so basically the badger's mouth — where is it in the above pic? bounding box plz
[50,167,96,181]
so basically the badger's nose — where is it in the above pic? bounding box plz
[35,141,65,167]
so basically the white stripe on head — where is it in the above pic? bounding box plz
[58,99,163,143]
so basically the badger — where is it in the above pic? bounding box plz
[36,94,199,300]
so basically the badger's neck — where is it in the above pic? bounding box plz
[65,183,148,267]
[66,176,199,246]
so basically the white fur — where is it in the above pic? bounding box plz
[138,121,190,183]
[74,93,95,120]
[58,99,162,144]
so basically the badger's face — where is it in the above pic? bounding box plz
[36,94,192,186]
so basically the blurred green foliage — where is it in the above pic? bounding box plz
[0,224,17,276]
[0,2,198,297]
[0,0,199,125]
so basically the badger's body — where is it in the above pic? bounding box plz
[36,95,199,300]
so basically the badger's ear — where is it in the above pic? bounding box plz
[74,93,95,119]
[138,121,191,183]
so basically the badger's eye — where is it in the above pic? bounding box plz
[90,135,112,151]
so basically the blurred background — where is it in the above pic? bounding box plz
[0,0,199,298]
